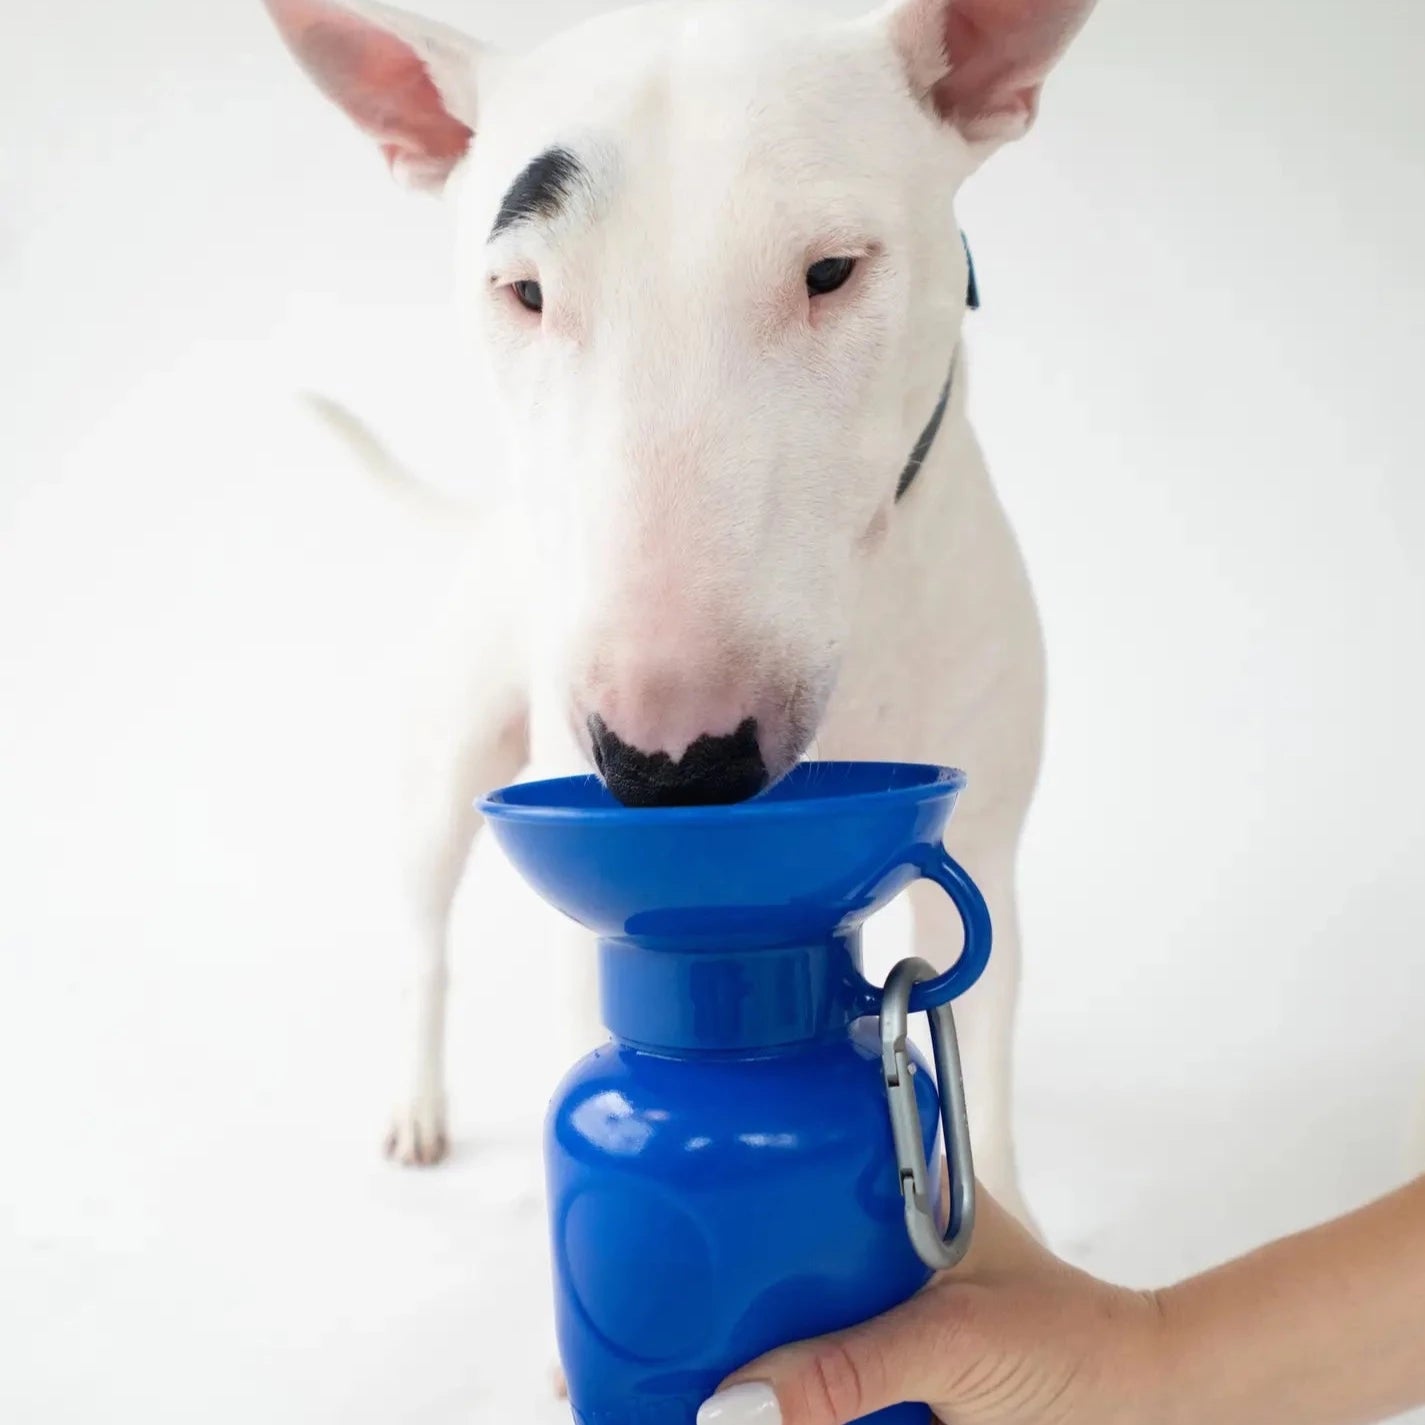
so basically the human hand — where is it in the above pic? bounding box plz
[696,1188,1167,1425]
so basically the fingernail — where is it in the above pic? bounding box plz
[697,1381,782,1425]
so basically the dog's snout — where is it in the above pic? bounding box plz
[589,716,769,808]
[576,636,813,805]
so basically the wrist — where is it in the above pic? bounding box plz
[1142,1277,1237,1425]
[1099,1285,1184,1425]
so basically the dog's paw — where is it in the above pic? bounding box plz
[384,1094,449,1166]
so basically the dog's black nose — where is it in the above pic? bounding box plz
[589,716,769,808]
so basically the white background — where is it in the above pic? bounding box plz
[2,1,1423,1422]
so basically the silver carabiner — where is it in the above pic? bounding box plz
[880,957,977,1271]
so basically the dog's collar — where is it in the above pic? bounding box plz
[894,233,979,503]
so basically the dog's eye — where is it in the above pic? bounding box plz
[512,279,544,313]
[806,257,856,297]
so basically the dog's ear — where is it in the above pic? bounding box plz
[263,0,485,191]
[884,0,1094,148]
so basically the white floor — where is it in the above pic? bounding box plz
[3,2,1424,1423]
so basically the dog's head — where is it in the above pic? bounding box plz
[267,0,1090,804]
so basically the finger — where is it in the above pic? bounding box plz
[696,1285,977,1425]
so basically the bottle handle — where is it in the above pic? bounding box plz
[905,844,993,1012]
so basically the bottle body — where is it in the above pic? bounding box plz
[547,1018,943,1425]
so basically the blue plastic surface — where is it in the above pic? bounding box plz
[480,762,991,1425]
[482,762,990,1017]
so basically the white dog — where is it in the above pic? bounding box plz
[266,0,1094,1229]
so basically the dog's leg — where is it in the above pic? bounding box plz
[385,530,532,1166]
[385,711,527,1165]
[908,853,1035,1234]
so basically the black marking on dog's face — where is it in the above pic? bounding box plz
[489,147,584,241]
[588,716,769,807]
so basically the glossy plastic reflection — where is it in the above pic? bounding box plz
[479,762,991,1425]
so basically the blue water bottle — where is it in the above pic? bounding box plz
[481,762,991,1425]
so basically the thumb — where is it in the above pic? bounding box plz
[696,1284,973,1425]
